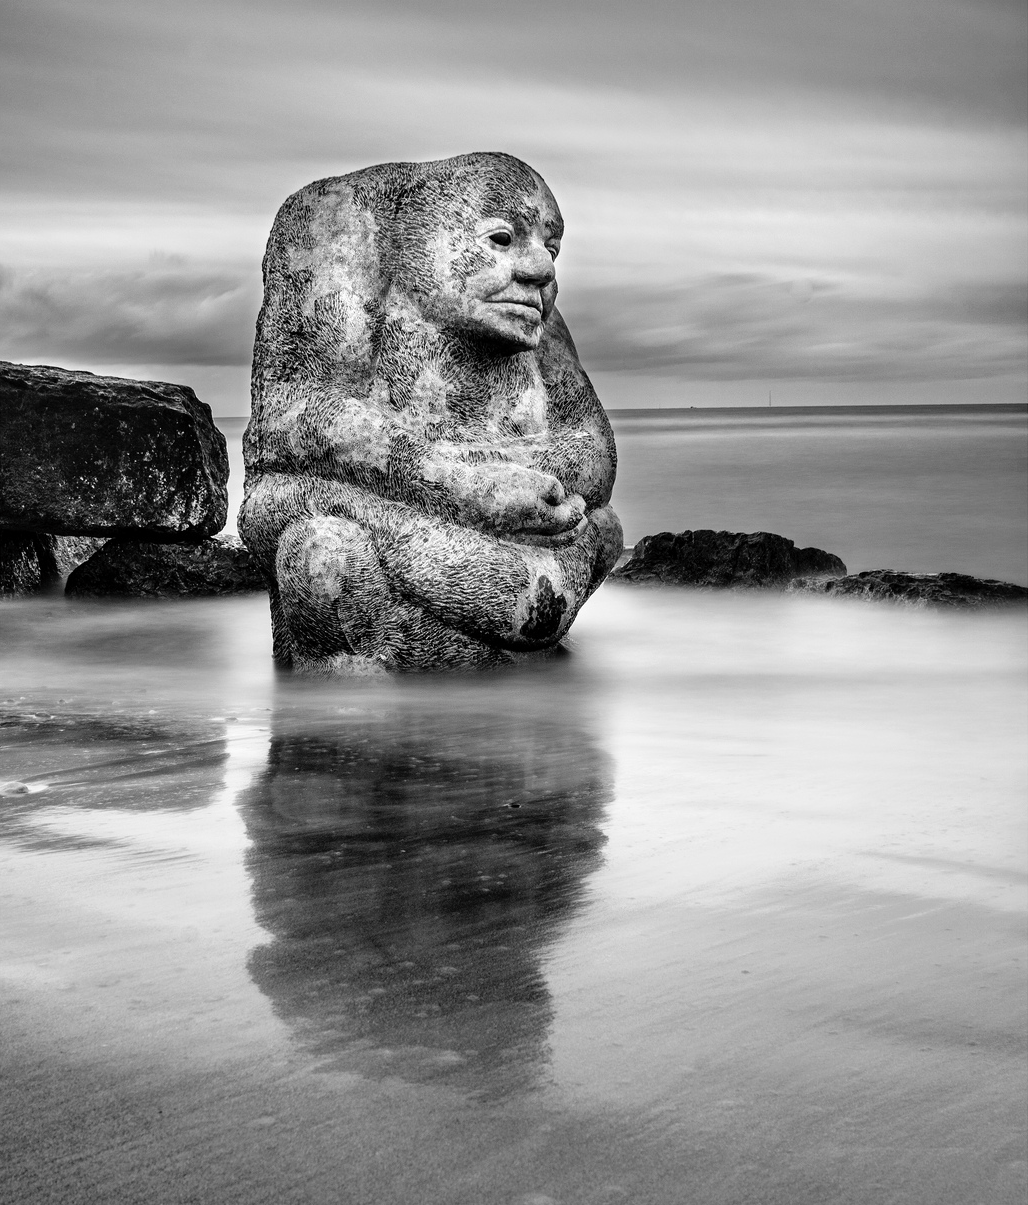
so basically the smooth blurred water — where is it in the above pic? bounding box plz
[220,404,1028,583]
[1,587,1025,1204]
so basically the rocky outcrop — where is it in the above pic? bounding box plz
[1,533,106,597]
[0,361,228,541]
[789,570,1028,608]
[65,535,265,598]
[610,529,846,588]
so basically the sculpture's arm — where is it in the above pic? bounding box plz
[531,423,615,512]
[240,472,621,649]
[251,385,585,540]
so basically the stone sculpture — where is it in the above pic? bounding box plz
[239,152,621,672]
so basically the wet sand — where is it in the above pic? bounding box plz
[1,588,1025,1204]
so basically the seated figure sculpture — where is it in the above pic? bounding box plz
[239,152,622,672]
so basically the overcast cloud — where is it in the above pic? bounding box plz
[1,0,1024,409]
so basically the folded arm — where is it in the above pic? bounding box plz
[239,472,621,649]
[250,384,588,541]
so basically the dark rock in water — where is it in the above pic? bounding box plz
[1,532,107,596]
[65,535,265,598]
[789,570,1028,608]
[610,529,846,588]
[0,361,228,540]
[0,534,49,596]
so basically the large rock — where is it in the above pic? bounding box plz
[0,361,228,540]
[789,570,1028,608]
[65,535,265,598]
[611,529,846,587]
[0,534,50,596]
[1,533,106,597]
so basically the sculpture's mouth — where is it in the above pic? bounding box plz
[489,297,542,316]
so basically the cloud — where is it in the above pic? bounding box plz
[0,261,260,366]
[3,256,1022,385]
[0,0,1023,387]
[2,0,1024,207]
[560,275,1028,380]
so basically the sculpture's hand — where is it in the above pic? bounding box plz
[454,462,587,544]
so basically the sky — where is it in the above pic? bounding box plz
[1,0,1025,412]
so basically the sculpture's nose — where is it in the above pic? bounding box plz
[514,241,556,287]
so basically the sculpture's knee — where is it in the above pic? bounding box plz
[275,515,391,664]
[511,512,622,648]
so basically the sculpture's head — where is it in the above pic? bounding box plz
[390,153,564,353]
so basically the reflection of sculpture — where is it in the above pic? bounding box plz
[238,687,611,1091]
[239,152,622,672]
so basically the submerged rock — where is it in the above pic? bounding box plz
[789,570,1028,608]
[65,535,265,598]
[0,361,228,540]
[611,529,846,588]
[1,533,106,597]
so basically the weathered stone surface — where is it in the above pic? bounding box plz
[65,535,265,598]
[239,152,621,673]
[789,570,1028,608]
[0,361,228,540]
[0,534,48,596]
[611,529,846,588]
[1,533,106,596]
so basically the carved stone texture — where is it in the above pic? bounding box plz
[789,570,1028,608]
[611,529,846,588]
[239,152,622,673]
[0,533,106,597]
[0,361,228,540]
[65,535,265,598]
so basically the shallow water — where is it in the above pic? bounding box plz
[219,404,1028,584]
[1,588,1025,1204]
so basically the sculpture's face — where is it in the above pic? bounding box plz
[412,175,564,352]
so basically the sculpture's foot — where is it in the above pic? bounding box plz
[290,650,391,677]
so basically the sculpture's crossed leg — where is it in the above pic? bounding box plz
[243,475,622,673]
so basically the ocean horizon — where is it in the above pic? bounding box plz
[217,402,1028,585]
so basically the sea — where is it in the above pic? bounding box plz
[220,403,1028,583]
[2,402,1026,1204]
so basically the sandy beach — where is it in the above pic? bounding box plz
[2,585,1024,1204]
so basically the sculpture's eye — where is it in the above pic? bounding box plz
[488,231,513,248]
[546,243,560,261]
